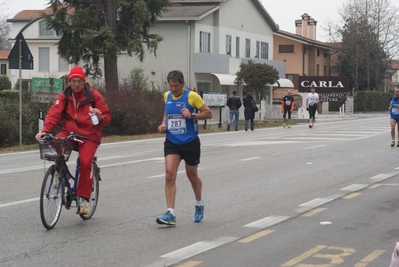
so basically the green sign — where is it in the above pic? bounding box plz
[31,77,64,103]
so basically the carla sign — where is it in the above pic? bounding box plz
[298,76,348,93]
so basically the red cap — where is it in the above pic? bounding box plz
[68,66,86,82]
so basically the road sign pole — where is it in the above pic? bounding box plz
[19,39,22,145]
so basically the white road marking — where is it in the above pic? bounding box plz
[341,184,369,191]
[0,198,39,208]
[240,157,260,161]
[148,168,203,179]
[160,237,237,265]
[303,144,327,150]
[100,157,164,168]
[245,216,289,229]
[370,171,399,181]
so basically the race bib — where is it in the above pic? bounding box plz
[167,114,187,134]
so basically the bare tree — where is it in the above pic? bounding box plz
[0,0,11,50]
[327,0,399,60]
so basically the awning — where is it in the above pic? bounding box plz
[212,73,294,88]
[211,73,237,85]
[272,78,294,88]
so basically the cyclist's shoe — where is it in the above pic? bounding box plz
[156,211,176,225]
[194,205,204,223]
[283,123,286,128]
[288,124,291,128]
[77,198,91,215]
[391,141,395,147]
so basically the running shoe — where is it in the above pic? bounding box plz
[397,141,399,147]
[392,141,395,147]
[194,205,204,223]
[77,198,91,215]
[156,211,176,225]
[283,123,286,128]
[287,124,291,128]
[309,124,312,128]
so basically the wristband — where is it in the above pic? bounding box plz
[191,113,196,120]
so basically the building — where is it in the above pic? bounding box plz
[0,50,11,85]
[7,0,294,123]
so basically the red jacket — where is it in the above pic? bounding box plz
[43,83,111,144]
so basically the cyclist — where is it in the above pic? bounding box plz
[35,66,111,215]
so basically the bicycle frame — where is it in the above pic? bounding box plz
[53,157,81,209]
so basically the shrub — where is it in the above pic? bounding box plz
[0,76,11,90]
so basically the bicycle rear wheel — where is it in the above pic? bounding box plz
[80,161,100,220]
[40,165,63,229]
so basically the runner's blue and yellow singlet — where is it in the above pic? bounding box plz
[164,89,205,145]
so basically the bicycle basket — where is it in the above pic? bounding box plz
[39,138,73,161]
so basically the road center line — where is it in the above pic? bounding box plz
[0,198,39,208]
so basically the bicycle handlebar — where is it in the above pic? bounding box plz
[40,132,89,142]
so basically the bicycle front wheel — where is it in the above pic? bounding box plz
[80,161,100,220]
[40,165,63,229]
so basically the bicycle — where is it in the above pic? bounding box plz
[38,133,101,230]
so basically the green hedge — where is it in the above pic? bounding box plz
[354,91,391,112]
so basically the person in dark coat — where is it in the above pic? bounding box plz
[243,92,256,131]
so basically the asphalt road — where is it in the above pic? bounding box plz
[0,113,397,267]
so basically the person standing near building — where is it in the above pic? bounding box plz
[306,87,319,128]
[156,70,213,226]
[243,92,256,131]
[389,86,399,147]
[226,90,242,131]
[281,90,295,128]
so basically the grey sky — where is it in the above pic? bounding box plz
[3,0,346,41]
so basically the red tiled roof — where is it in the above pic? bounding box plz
[13,7,53,19]
[160,4,219,19]
[0,50,10,60]
[391,60,399,70]
[275,29,336,50]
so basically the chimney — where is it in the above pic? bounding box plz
[295,13,317,40]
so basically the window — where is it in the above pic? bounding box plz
[236,37,240,57]
[317,49,320,57]
[256,41,260,57]
[197,82,211,94]
[279,45,294,53]
[39,20,56,37]
[0,64,6,75]
[245,39,251,58]
[200,31,211,53]
[317,64,320,76]
[59,56,69,72]
[226,35,232,55]
[286,74,294,82]
[260,42,269,59]
[39,47,50,72]
[324,65,327,76]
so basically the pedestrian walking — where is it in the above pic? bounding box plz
[226,90,242,131]
[243,92,256,131]
[156,70,213,226]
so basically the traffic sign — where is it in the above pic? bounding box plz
[8,33,34,69]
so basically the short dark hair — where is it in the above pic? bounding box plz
[233,90,237,95]
[167,70,184,84]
